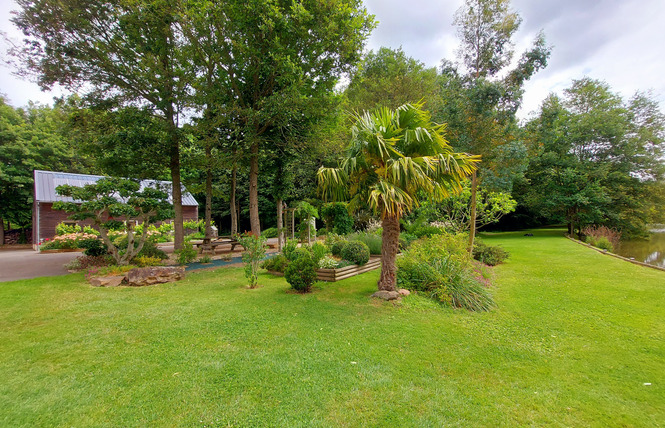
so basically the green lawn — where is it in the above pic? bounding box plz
[1,230,663,427]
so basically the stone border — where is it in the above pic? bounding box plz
[566,235,665,273]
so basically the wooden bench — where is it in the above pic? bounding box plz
[195,236,243,254]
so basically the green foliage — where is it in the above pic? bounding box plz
[262,227,279,239]
[397,234,495,311]
[282,238,300,262]
[330,240,347,257]
[175,242,197,265]
[472,240,509,266]
[198,254,212,264]
[137,241,168,260]
[346,47,440,112]
[56,222,81,235]
[320,203,354,235]
[133,256,164,267]
[284,251,318,293]
[262,254,289,273]
[310,242,330,264]
[592,236,614,252]
[582,225,621,252]
[399,233,419,251]
[78,238,108,257]
[341,241,370,266]
[237,234,267,288]
[347,232,382,255]
[335,260,354,268]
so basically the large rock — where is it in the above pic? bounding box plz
[89,275,124,287]
[371,290,401,301]
[125,266,185,287]
[398,288,411,296]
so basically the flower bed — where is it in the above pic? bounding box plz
[39,233,100,253]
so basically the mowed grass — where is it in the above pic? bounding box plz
[1,229,663,427]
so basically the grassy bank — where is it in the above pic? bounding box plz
[1,230,663,426]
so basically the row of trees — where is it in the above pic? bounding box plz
[11,0,375,248]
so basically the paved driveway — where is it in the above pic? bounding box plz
[0,249,81,282]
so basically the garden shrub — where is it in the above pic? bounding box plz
[347,232,382,255]
[136,241,168,260]
[336,260,354,268]
[175,242,198,265]
[472,240,509,266]
[133,256,163,267]
[320,202,353,235]
[282,238,300,261]
[262,227,279,238]
[237,234,267,288]
[593,236,614,252]
[55,222,81,235]
[396,234,494,311]
[341,241,370,266]
[318,255,338,269]
[310,242,330,264]
[79,238,108,257]
[399,233,418,250]
[262,254,289,273]
[410,224,445,238]
[330,239,347,257]
[198,254,212,264]
[284,250,318,292]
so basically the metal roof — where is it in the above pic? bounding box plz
[33,170,199,206]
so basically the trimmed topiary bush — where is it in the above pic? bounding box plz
[79,238,108,257]
[341,241,370,266]
[330,239,347,257]
[284,250,318,292]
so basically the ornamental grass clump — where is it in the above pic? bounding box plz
[396,233,494,311]
[347,232,382,255]
[583,225,621,252]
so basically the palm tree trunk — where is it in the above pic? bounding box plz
[378,213,400,291]
[467,171,478,253]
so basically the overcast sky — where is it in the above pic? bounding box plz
[2,0,664,120]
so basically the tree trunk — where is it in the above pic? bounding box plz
[249,140,261,235]
[467,171,478,253]
[378,213,400,291]
[230,162,238,235]
[277,198,283,251]
[204,144,213,241]
[166,108,184,250]
[0,215,4,246]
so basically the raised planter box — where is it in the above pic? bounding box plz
[266,256,382,282]
[317,257,381,282]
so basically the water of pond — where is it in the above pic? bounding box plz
[615,227,665,268]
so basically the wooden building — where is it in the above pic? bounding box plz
[32,170,199,247]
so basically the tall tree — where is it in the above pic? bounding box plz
[521,79,665,238]
[318,103,478,292]
[180,0,375,235]
[446,0,550,250]
[13,0,191,249]
[346,47,440,112]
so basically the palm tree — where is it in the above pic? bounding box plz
[317,103,479,292]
